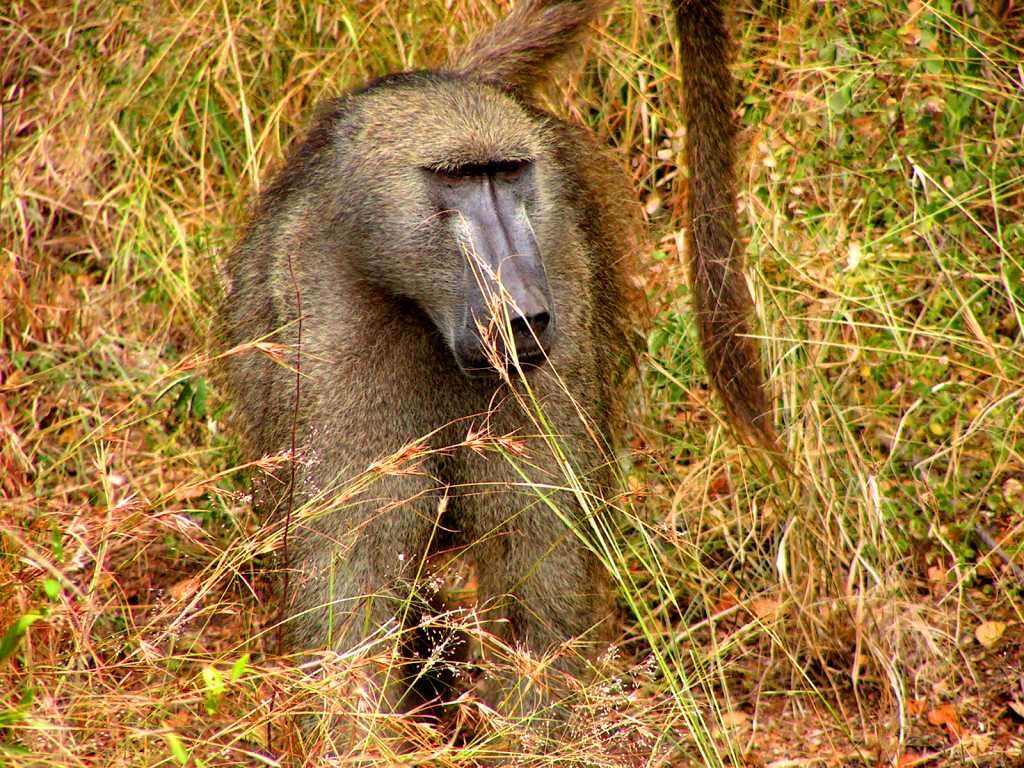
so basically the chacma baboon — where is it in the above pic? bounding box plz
[221,0,771,744]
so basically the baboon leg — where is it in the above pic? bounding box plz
[284,472,446,714]
[463,481,609,721]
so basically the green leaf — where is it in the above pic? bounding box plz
[192,378,208,419]
[0,742,32,759]
[42,579,60,601]
[0,687,34,727]
[202,665,225,695]
[0,613,44,664]
[163,730,189,765]
[202,665,225,714]
[828,85,852,115]
[229,653,250,682]
[50,526,64,563]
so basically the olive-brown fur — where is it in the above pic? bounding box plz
[676,0,775,447]
[222,69,637,715]
[220,0,770,738]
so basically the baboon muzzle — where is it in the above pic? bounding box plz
[437,169,555,373]
[456,257,553,373]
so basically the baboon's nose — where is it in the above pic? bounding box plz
[511,310,549,340]
[510,309,552,362]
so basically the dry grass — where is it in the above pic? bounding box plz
[3,0,1023,765]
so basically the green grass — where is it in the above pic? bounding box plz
[2,0,1023,765]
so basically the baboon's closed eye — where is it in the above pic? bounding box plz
[428,159,533,183]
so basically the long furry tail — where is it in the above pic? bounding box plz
[675,0,776,448]
[447,0,609,94]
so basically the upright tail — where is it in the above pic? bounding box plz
[446,0,609,95]
[675,0,776,448]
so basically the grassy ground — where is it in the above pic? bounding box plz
[3,0,1023,765]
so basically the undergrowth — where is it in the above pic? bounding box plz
[2,1,1023,765]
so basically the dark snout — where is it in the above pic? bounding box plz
[434,166,556,374]
[454,249,555,373]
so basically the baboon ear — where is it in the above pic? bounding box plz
[446,0,608,96]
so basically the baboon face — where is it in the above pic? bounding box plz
[336,76,560,375]
[424,158,554,372]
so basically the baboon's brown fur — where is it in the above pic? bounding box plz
[220,0,771,737]
[676,0,775,447]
